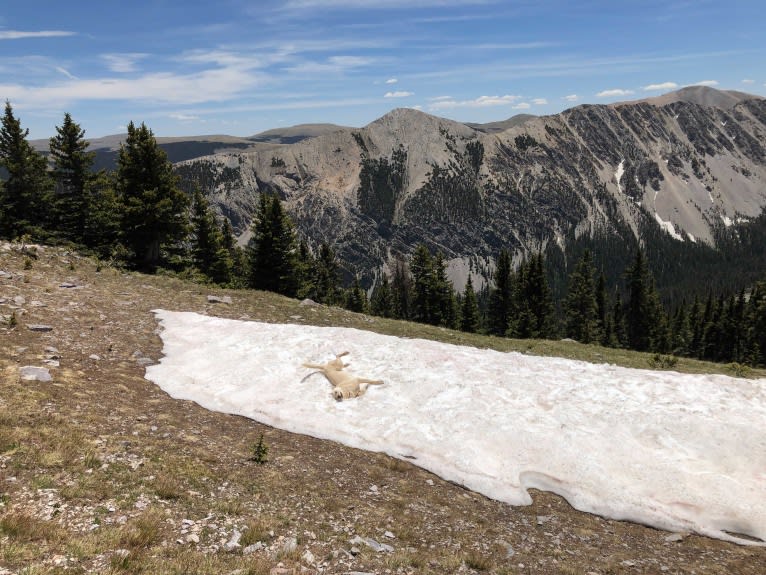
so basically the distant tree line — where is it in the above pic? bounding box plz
[2,102,765,367]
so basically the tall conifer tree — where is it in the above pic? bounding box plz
[116,121,188,270]
[49,113,94,242]
[0,101,51,238]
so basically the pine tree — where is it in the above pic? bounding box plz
[524,253,556,339]
[370,273,394,317]
[460,274,480,332]
[305,242,341,304]
[49,112,94,243]
[190,188,231,284]
[345,275,368,313]
[611,292,627,348]
[625,250,654,351]
[82,170,122,257]
[410,244,434,324]
[0,101,52,238]
[564,250,600,343]
[432,252,458,328]
[220,219,247,286]
[488,249,514,336]
[247,193,299,296]
[390,256,412,320]
[116,121,189,270]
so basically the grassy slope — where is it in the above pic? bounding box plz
[1,242,764,575]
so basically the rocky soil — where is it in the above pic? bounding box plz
[1,241,764,574]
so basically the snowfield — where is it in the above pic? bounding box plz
[146,310,766,546]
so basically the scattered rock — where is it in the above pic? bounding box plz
[664,532,688,542]
[225,529,242,552]
[19,366,52,382]
[349,535,394,553]
[243,542,264,555]
[384,530,395,539]
[14,295,25,306]
[186,533,200,544]
[27,324,53,332]
[299,298,319,307]
[301,549,315,564]
[207,295,232,304]
[59,282,79,288]
[89,354,101,360]
[0,270,12,279]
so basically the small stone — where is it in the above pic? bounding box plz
[186,533,200,544]
[225,529,242,552]
[27,324,53,332]
[19,366,52,382]
[664,532,687,542]
[89,354,101,360]
[301,549,315,564]
[207,295,232,304]
[426,479,434,486]
[281,537,297,554]
[369,484,378,493]
[59,282,79,288]
[384,531,395,539]
[243,542,264,555]
[14,295,25,305]
[299,298,319,307]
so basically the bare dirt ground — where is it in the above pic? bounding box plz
[1,241,764,574]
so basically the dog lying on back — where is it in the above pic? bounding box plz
[302,351,384,401]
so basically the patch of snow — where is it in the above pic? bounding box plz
[708,191,715,204]
[615,160,624,194]
[654,213,684,241]
[146,310,766,547]
[688,233,696,243]
[722,215,734,227]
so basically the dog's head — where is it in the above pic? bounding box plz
[332,387,345,401]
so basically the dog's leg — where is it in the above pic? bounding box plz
[302,362,326,370]
[356,378,384,385]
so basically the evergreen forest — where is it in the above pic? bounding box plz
[2,102,766,367]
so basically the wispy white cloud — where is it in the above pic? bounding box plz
[693,79,719,87]
[385,78,398,84]
[429,94,522,110]
[0,65,266,109]
[170,113,201,121]
[742,78,754,84]
[55,66,77,80]
[512,102,531,110]
[643,81,678,91]
[384,91,414,98]
[596,88,635,98]
[563,94,578,102]
[285,54,374,74]
[531,98,547,105]
[0,29,75,40]
[102,53,149,73]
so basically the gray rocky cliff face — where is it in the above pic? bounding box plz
[174,88,766,289]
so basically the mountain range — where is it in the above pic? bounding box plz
[32,86,766,292]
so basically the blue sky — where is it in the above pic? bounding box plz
[2,0,764,139]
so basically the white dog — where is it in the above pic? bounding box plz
[302,351,384,401]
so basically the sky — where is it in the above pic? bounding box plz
[146,310,766,547]
[1,0,765,139]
